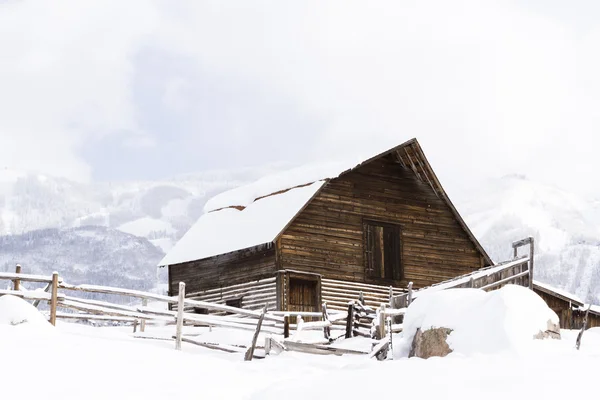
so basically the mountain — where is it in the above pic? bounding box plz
[0,226,166,301]
[460,175,600,304]
[0,167,277,252]
[1,168,600,305]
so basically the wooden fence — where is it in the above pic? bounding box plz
[0,237,534,361]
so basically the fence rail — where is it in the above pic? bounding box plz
[0,237,534,361]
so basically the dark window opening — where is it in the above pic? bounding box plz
[364,221,402,281]
[193,307,208,314]
[225,298,242,310]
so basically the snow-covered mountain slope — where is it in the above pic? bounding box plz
[0,167,275,252]
[0,226,166,300]
[460,175,600,303]
[2,168,600,304]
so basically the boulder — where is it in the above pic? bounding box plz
[409,327,453,359]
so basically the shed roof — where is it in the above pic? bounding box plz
[159,138,493,267]
[532,280,585,307]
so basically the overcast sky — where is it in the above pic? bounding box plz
[1,1,599,197]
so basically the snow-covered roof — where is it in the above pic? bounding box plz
[159,181,325,266]
[532,280,584,306]
[160,138,493,267]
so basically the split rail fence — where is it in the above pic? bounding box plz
[0,238,534,360]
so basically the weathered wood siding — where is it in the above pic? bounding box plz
[182,277,277,313]
[533,289,576,329]
[279,155,486,289]
[321,278,406,311]
[169,246,277,296]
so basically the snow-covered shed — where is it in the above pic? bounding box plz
[159,138,494,313]
[533,280,600,329]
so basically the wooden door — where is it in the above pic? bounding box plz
[288,277,319,321]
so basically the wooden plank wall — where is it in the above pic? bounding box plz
[321,278,406,311]
[169,246,277,296]
[182,277,277,314]
[533,289,575,329]
[279,154,485,289]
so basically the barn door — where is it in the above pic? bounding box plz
[287,275,320,322]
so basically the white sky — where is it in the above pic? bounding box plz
[1,0,599,196]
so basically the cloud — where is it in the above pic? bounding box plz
[0,0,158,181]
[150,0,600,194]
[1,0,599,195]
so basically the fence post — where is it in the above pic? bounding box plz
[407,282,413,306]
[388,286,394,308]
[140,298,147,332]
[387,316,394,360]
[529,238,535,290]
[576,304,591,350]
[245,305,267,361]
[378,304,386,340]
[14,264,21,291]
[345,301,354,339]
[175,282,185,350]
[322,302,331,341]
[49,272,59,326]
[283,315,290,338]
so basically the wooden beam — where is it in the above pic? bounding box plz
[411,143,439,198]
[49,272,59,326]
[244,305,267,361]
[175,282,185,351]
[403,147,423,182]
[13,264,21,291]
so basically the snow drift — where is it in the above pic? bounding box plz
[400,285,559,357]
[0,295,51,328]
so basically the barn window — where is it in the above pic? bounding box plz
[364,221,402,281]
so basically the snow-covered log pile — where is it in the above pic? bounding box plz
[399,285,560,358]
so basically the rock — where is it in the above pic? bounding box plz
[533,319,561,340]
[409,327,453,359]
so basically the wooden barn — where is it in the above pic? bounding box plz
[159,138,494,314]
[533,281,600,330]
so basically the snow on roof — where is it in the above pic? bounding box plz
[532,280,584,306]
[159,181,325,266]
[203,138,415,213]
[204,161,354,213]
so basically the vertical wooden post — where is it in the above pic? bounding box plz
[528,237,535,290]
[49,272,59,326]
[140,298,147,333]
[133,320,138,333]
[513,246,518,259]
[345,301,354,339]
[388,286,394,308]
[407,282,413,306]
[576,304,591,350]
[245,305,267,361]
[14,264,21,291]
[387,316,394,360]
[378,304,386,340]
[283,315,290,338]
[358,291,365,306]
[175,282,185,351]
[322,302,331,341]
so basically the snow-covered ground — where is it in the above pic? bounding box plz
[2,291,600,400]
[3,319,600,399]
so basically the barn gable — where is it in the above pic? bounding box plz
[160,138,492,269]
